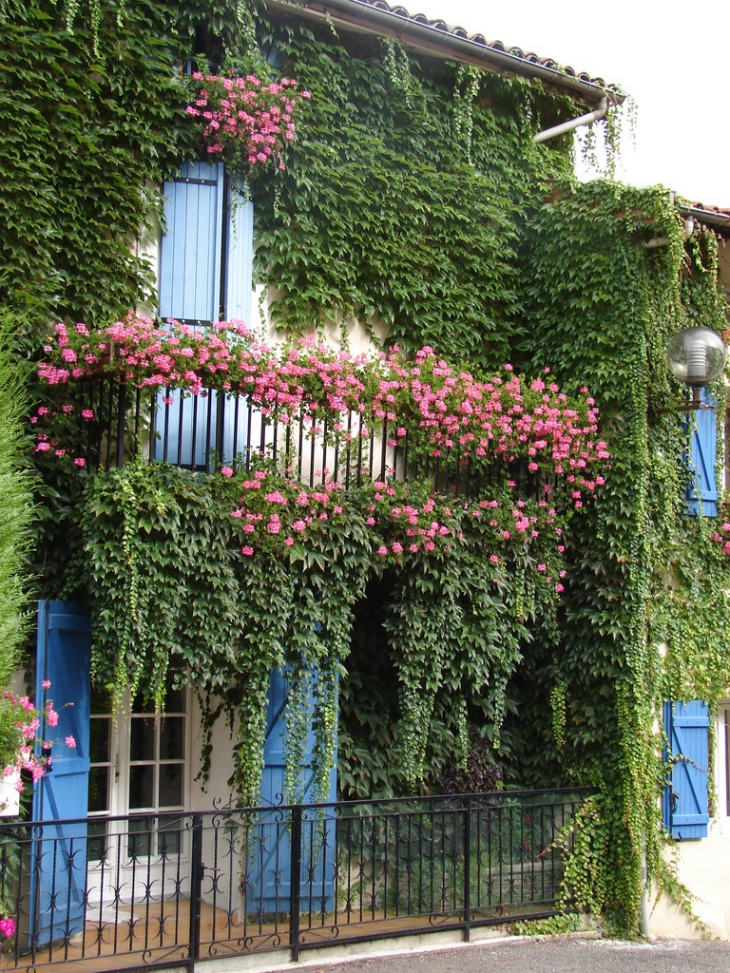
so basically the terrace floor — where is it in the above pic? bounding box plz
[0,898,549,973]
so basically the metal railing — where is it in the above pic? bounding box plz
[66,378,550,499]
[0,789,590,972]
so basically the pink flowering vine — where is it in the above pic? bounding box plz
[1,684,77,796]
[186,73,311,174]
[35,318,608,510]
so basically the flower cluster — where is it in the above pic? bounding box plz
[373,349,607,503]
[1,682,76,796]
[363,481,462,563]
[37,317,372,422]
[186,73,310,173]
[231,465,352,556]
[230,465,569,603]
[711,522,730,556]
[463,490,568,594]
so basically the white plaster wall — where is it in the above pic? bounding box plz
[253,283,388,356]
[651,825,730,939]
[187,691,239,812]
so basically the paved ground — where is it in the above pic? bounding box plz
[256,936,730,973]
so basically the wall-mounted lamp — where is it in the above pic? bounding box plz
[666,326,726,409]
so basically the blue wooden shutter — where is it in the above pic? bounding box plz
[30,601,92,945]
[159,160,224,323]
[688,388,718,516]
[663,700,710,840]
[225,175,254,326]
[246,667,336,914]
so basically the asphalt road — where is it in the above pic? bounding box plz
[258,936,730,973]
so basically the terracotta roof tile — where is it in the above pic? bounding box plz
[354,0,624,96]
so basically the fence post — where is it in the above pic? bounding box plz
[188,813,203,971]
[463,797,471,943]
[290,805,303,962]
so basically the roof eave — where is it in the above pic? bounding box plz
[263,0,623,108]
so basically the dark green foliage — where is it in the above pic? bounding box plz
[438,726,503,794]
[0,0,197,332]
[502,180,730,930]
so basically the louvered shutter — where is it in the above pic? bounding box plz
[688,388,718,517]
[225,175,254,326]
[158,160,224,323]
[663,700,710,840]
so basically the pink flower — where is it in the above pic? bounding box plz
[0,918,16,938]
[74,457,86,468]
[46,709,59,728]
[42,680,51,689]
[220,466,233,478]
[241,545,254,556]
[65,736,76,748]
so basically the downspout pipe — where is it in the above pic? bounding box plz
[534,97,608,144]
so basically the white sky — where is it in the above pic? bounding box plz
[406,0,730,207]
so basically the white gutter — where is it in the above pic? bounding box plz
[534,97,608,144]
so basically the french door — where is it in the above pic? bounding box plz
[86,684,191,909]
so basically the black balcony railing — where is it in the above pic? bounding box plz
[65,378,551,500]
[0,789,591,972]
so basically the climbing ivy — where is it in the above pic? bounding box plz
[251,17,576,366]
[10,0,730,940]
[508,179,730,931]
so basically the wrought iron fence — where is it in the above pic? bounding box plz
[0,789,591,972]
[66,378,550,500]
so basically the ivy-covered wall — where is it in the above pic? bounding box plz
[253,20,575,367]
[3,0,730,938]
[508,183,730,928]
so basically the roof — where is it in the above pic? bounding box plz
[264,0,625,107]
[680,203,730,235]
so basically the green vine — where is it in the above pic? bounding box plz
[10,0,730,938]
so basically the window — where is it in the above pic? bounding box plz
[88,685,113,861]
[128,687,187,858]
[86,685,191,861]
[158,160,253,326]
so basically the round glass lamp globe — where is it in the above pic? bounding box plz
[666,326,726,388]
